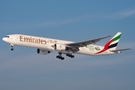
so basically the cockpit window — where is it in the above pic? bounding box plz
[5,36,9,38]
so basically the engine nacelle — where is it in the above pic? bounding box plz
[55,44,66,51]
[37,49,50,55]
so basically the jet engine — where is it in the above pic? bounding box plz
[37,49,50,55]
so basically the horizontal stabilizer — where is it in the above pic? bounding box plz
[110,48,131,52]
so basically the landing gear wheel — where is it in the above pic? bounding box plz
[11,48,14,51]
[61,57,64,60]
[11,47,14,51]
[56,52,65,60]
[9,44,14,51]
[71,55,74,58]
[66,54,75,58]
[56,55,60,59]
[56,55,65,60]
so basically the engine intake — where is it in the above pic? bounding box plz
[37,49,50,55]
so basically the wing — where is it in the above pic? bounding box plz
[66,35,111,47]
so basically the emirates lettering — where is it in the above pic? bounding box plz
[20,36,48,45]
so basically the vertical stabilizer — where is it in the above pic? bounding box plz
[105,32,122,50]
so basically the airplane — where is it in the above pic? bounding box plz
[2,32,130,60]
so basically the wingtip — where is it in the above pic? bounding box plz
[108,35,111,37]
[127,48,131,50]
[117,32,122,34]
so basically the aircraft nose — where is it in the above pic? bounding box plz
[2,37,6,41]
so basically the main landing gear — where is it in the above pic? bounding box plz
[56,52,65,60]
[66,54,75,58]
[56,52,75,60]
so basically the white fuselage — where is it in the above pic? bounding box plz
[2,34,116,56]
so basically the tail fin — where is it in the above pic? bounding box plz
[104,32,122,50]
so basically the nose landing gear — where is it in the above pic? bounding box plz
[9,44,14,51]
[11,47,14,51]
